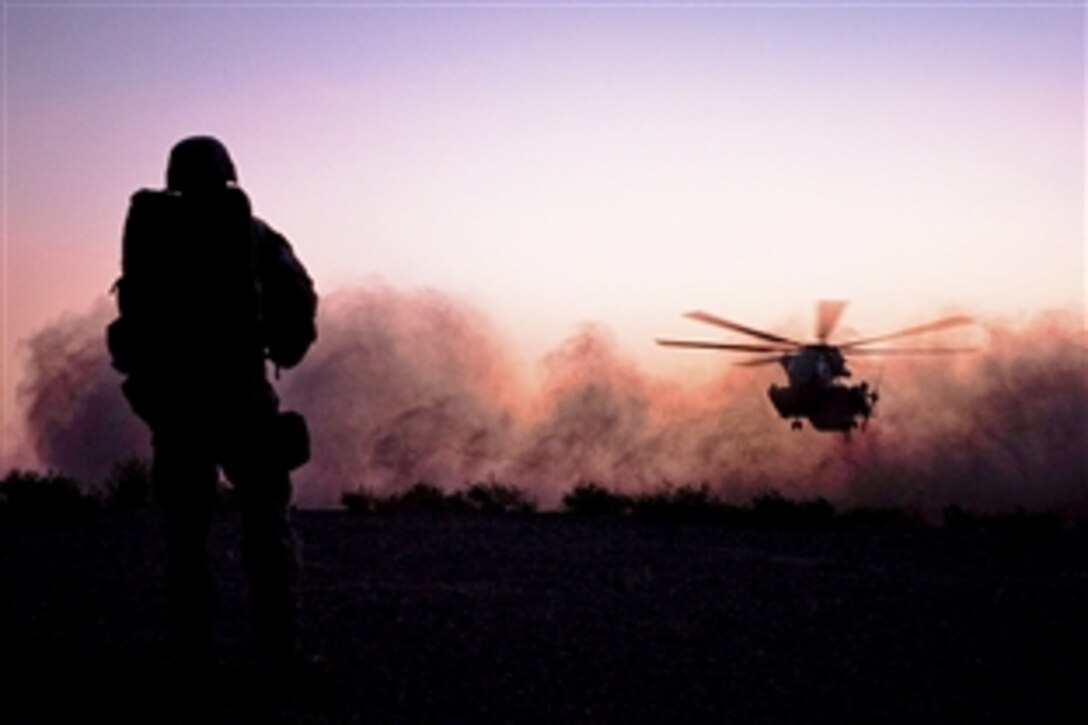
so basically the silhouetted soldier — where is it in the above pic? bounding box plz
[107,136,317,673]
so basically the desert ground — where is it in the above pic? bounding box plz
[2,509,1086,724]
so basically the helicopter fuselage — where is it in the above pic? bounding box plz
[768,346,875,432]
[782,345,850,388]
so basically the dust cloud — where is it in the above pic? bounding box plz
[16,299,150,485]
[14,285,1087,514]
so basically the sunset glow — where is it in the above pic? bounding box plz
[1,2,1084,480]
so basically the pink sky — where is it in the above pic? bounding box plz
[1,2,1084,468]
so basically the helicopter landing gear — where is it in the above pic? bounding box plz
[791,420,803,431]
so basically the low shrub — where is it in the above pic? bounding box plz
[631,483,740,524]
[562,482,632,517]
[394,482,460,512]
[341,487,382,514]
[0,469,98,526]
[459,482,537,514]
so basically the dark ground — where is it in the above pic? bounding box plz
[2,510,1086,724]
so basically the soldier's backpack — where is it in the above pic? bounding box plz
[107,187,317,378]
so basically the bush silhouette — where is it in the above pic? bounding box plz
[0,469,98,526]
[342,482,475,514]
[459,482,537,514]
[393,482,460,512]
[749,490,835,527]
[341,487,382,514]
[631,483,739,524]
[562,482,632,516]
[343,482,537,515]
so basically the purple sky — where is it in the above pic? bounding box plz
[2,1,1084,467]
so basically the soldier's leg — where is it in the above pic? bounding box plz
[222,413,299,661]
[152,431,218,665]
[241,467,298,661]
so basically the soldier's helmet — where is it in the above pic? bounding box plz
[166,136,237,192]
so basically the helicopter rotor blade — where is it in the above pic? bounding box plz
[846,346,979,356]
[839,315,975,350]
[733,354,787,367]
[816,299,848,343]
[683,310,803,347]
[655,339,793,353]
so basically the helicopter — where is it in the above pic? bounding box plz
[657,300,977,433]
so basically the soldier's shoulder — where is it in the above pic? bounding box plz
[253,216,292,249]
[128,188,177,211]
